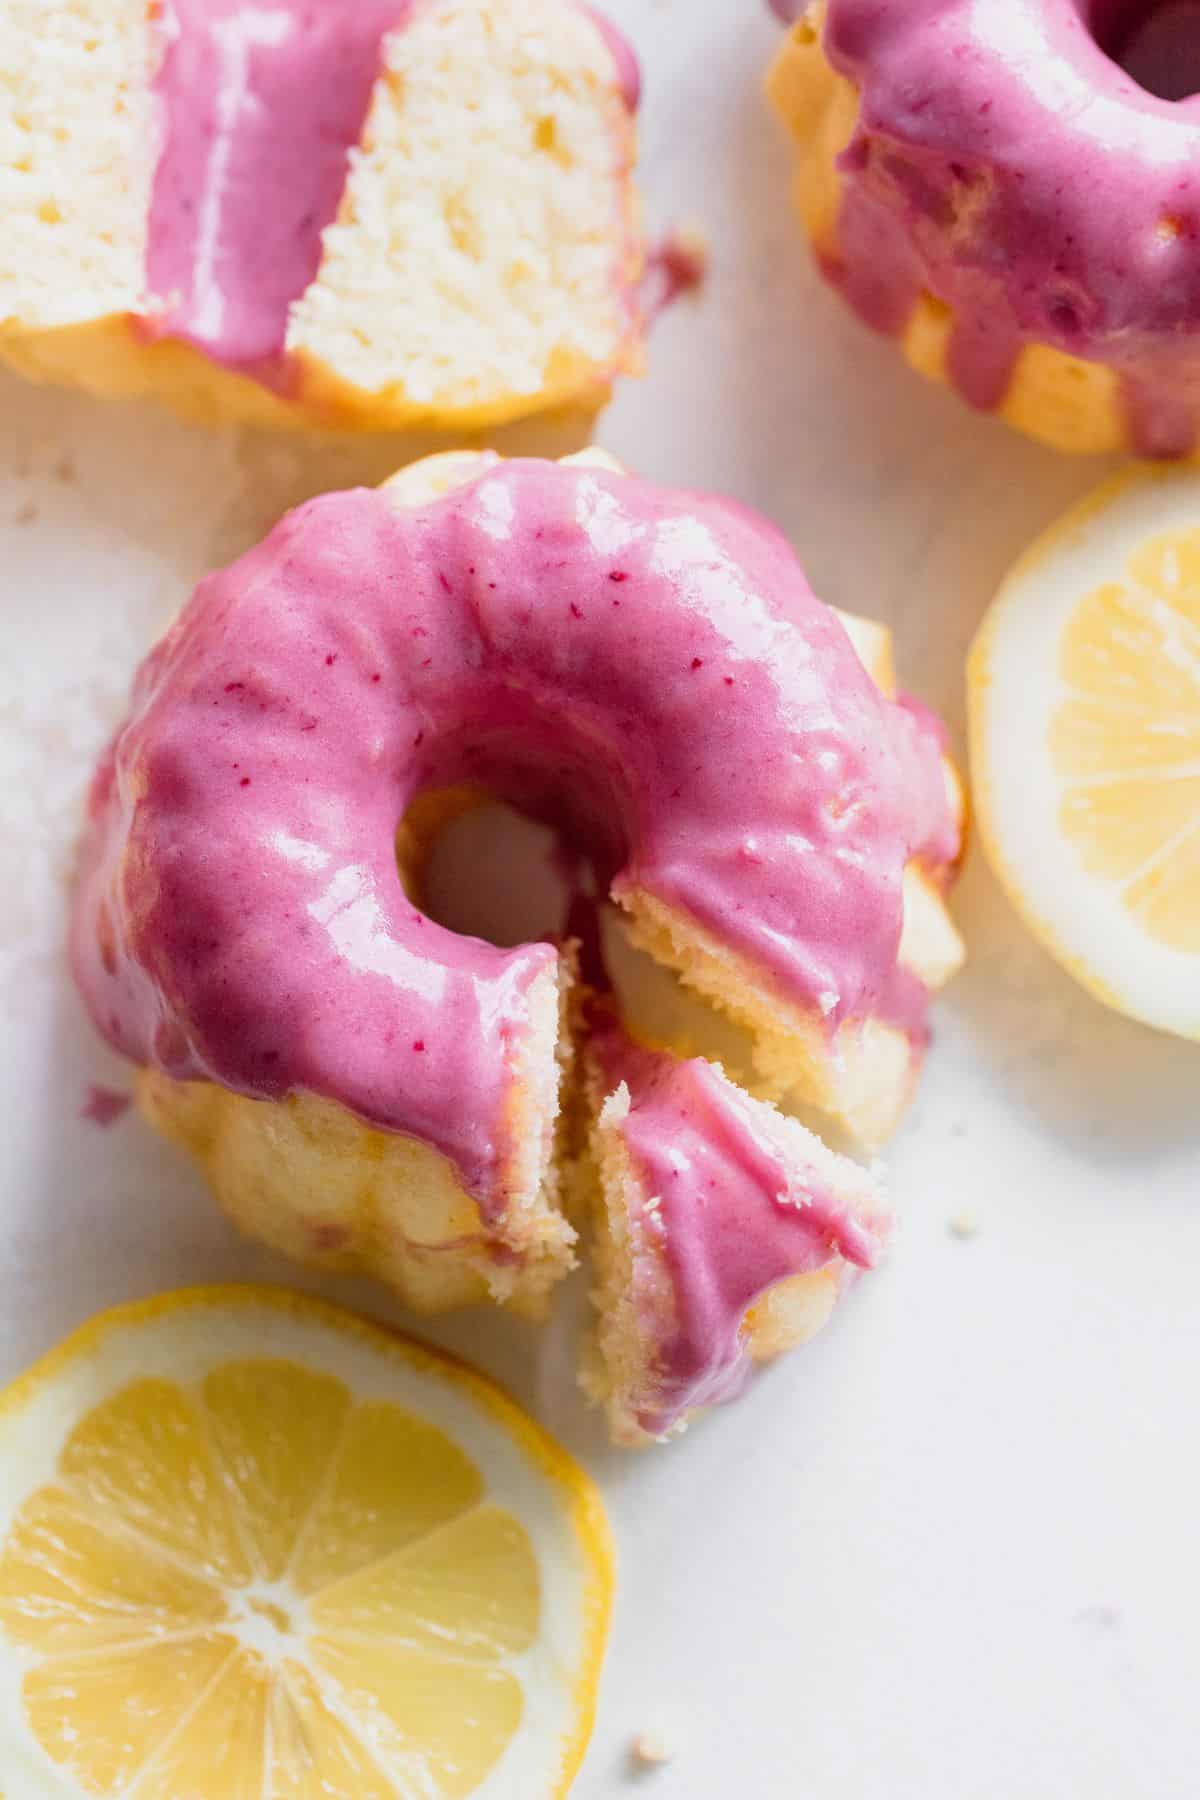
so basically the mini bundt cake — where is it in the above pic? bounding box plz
[580,1021,890,1445]
[769,2,1200,457]
[71,447,962,1429]
[0,0,641,433]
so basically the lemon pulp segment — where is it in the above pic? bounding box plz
[0,1288,614,1797]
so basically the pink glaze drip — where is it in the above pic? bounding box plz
[581,5,642,111]
[71,460,956,1214]
[81,1084,132,1128]
[894,694,960,875]
[818,0,1200,457]
[145,0,412,371]
[143,1,640,376]
[639,233,708,329]
[596,1029,885,1436]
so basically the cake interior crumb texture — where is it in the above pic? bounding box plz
[0,0,151,329]
[0,0,641,428]
[289,0,642,415]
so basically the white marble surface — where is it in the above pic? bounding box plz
[1,3,1198,1795]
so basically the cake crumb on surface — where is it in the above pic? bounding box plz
[630,1729,675,1769]
[948,1212,979,1240]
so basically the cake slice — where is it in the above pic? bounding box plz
[0,0,642,433]
[581,1024,890,1446]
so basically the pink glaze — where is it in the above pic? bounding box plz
[815,0,1200,456]
[145,0,411,371]
[71,459,956,1217]
[597,1029,885,1436]
[639,233,709,329]
[80,1084,132,1128]
[143,0,640,375]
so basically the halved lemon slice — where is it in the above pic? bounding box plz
[969,467,1200,1039]
[0,1288,613,1797]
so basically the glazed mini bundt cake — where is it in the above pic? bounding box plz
[0,0,641,433]
[769,1,1200,457]
[580,1020,890,1445]
[71,447,962,1429]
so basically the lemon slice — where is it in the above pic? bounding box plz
[0,1288,613,1797]
[969,467,1200,1038]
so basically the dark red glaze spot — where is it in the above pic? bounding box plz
[81,1084,132,1128]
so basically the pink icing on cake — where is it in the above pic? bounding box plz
[71,459,955,1215]
[595,1028,885,1437]
[814,0,1200,455]
[141,0,640,376]
[145,0,414,372]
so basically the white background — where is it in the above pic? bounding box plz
[1,3,1198,1796]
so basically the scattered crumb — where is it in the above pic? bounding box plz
[14,498,38,526]
[81,1084,132,1128]
[948,1212,979,1240]
[630,1731,675,1770]
[53,451,77,484]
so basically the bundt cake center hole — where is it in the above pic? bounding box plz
[1091,0,1200,100]
[399,791,610,973]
